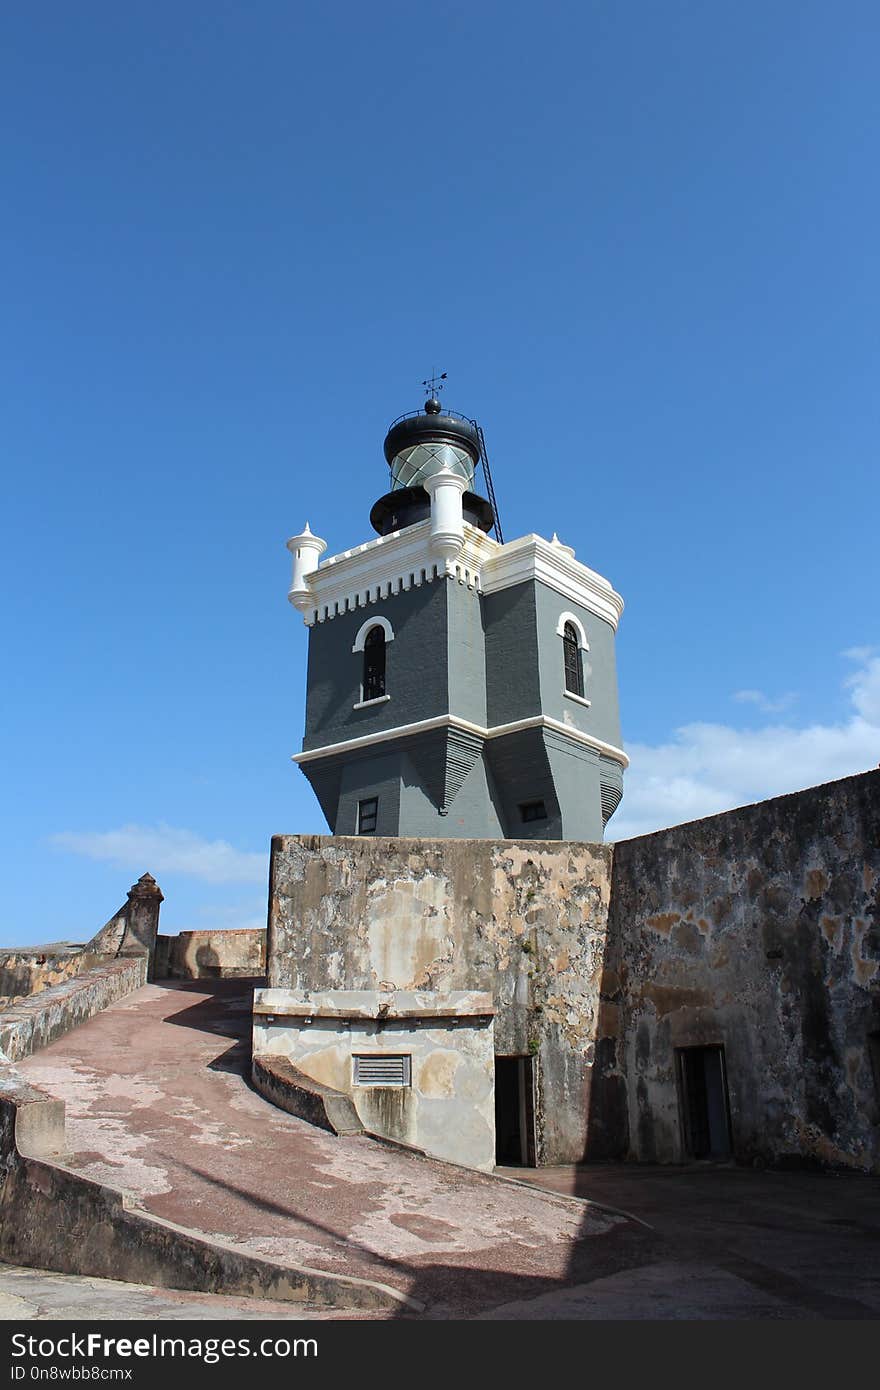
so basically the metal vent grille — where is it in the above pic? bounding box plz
[353,1054,411,1087]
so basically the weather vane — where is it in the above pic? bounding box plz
[421,369,447,398]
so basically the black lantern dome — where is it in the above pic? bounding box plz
[370,400,493,537]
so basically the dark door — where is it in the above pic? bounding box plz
[495,1055,536,1165]
[677,1045,732,1159]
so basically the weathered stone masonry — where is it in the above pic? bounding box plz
[264,834,616,1166]
[264,770,880,1172]
[603,769,880,1172]
[154,927,266,980]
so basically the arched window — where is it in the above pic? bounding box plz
[562,621,583,698]
[363,626,386,702]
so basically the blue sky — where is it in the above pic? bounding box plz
[2,2,878,945]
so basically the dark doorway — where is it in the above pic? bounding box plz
[495,1055,536,1165]
[676,1045,732,1159]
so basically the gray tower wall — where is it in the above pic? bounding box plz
[399,745,505,838]
[545,733,604,841]
[298,562,624,839]
[532,581,623,753]
[485,731,562,839]
[303,575,449,751]
[446,577,488,727]
[335,751,403,836]
[483,583,541,726]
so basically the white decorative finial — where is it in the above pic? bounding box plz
[549,532,576,558]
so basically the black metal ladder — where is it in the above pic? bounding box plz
[474,422,504,544]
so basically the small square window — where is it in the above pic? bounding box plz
[357,797,378,834]
[519,800,548,824]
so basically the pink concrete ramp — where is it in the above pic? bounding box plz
[18,980,635,1317]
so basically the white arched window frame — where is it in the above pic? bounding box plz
[556,612,591,707]
[352,615,394,708]
[351,615,395,653]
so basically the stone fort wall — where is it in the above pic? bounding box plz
[604,769,880,1172]
[154,928,266,980]
[267,769,880,1171]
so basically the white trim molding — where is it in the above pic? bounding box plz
[352,615,395,652]
[556,611,590,649]
[481,535,624,630]
[293,712,628,770]
[289,519,624,632]
[564,690,592,709]
[299,521,493,627]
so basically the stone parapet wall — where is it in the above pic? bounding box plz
[155,928,266,980]
[0,958,148,1064]
[0,948,101,1009]
[0,1067,66,1161]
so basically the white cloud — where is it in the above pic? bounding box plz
[845,653,880,725]
[732,688,798,714]
[196,899,266,931]
[611,651,880,841]
[50,824,266,885]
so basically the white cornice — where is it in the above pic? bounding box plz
[294,520,623,631]
[480,535,624,630]
[298,522,491,625]
[294,712,628,769]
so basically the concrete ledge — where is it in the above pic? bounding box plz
[0,1072,65,1160]
[252,1054,364,1135]
[0,959,147,1064]
[254,988,495,1021]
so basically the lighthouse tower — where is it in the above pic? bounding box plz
[287,392,627,840]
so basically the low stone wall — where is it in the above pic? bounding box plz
[155,928,266,980]
[0,876,412,1312]
[0,959,148,1064]
[0,948,98,1009]
[0,1067,66,1161]
[0,1081,413,1313]
[0,901,132,1008]
[251,1054,364,1135]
